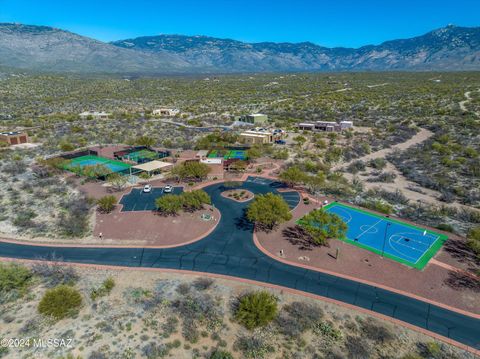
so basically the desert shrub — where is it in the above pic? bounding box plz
[0,347,9,358]
[369,158,387,169]
[57,197,91,237]
[142,342,170,358]
[312,321,343,342]
[344,335,370,359]
[418,341,442,358]
[401,354,423,359]
[358,317,395,343]
[161,316,178,338]
[234,332,274,359]
[367,171,397,183]
[0,263,32,303]
[373,188,409,205]
[192,277,214,291]
[176,282,191,295]
[209,349,234,359]
[90,277,115,300]
[13,209,37,228]
[361,200,393,214]
[38,285,82,319]
[346,160,366,174]
[235,291,278,330]
[435,223,454,233]
[19,318,41,335]
[31,261,79,287]
[172,291,222,343]
[276,301,324,337]
[467,226,480,257]
[97,195,117,213]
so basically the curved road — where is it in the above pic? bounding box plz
[0,177,479,350]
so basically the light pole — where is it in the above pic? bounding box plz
[381,222,391,258]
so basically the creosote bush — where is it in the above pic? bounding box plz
[97,195,117,213]
[234,291,278,330]
[0,263,32,303]
[38,285,82,319]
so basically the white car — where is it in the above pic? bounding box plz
[164,185,173,193]
[143,184,152,193]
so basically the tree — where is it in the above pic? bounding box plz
[97,195,117,213]
[246,146,262,160]
[170,161,210,181]
[293,135,307,146]
[38,285,82,320]
[235,291,278,330]
[107,173,128,191]
[136,135,156,147]
[182,190,211,211]
[246,193,292,230]
[279,166,307,187]
[195,131,238,150]
[155,194,184,215]
[82,164,112,178]
[228,160,247,172]
[59,140,75,152]
[304,172,326,193]
[298,209,348,245]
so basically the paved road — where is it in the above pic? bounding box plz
[0,177,479,349]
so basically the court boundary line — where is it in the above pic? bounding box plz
[355,218,384,240]
[321,202,448,270]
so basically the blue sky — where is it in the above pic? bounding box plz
[0,0,479,47]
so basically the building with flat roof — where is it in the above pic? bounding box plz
[239,129,284,145]
[297,120,354,132]
[153,108,180,117]
[237,113,268,125]
[0,131,29,145]
[298,123,315,131]
[340,121,354,130]
[79,111,111,120]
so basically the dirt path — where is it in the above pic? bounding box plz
[459,89,480,115]
[332,127,434,171]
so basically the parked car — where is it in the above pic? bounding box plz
[143,184,152,193]
[275,140,286,145]
[164,185,173,193]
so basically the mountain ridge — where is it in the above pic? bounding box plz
[1,23,479,74]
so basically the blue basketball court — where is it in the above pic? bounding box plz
[323,202,447,269]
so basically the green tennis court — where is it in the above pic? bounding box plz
[64,155,131,176]
[123,149,158,163]
[207,149,247,160]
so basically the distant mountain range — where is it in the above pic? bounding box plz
[1,23,479,74]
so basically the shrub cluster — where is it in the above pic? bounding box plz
[38,285,83,320]
[0,263,32,303]
[90,277,115,300]
[155,190,211,215]
[96,195,117,213]
[234,291,278,330]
